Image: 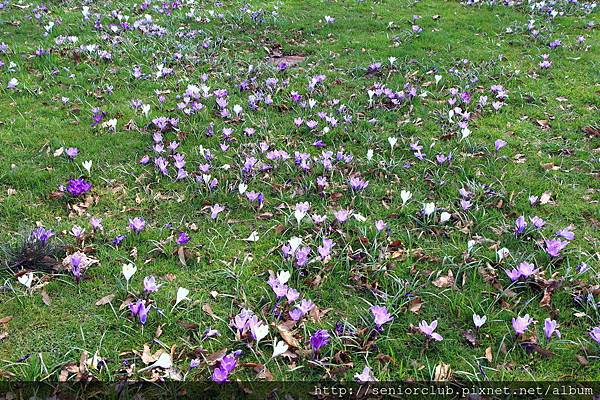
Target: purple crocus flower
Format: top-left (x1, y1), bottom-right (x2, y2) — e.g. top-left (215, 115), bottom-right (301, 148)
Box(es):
top-left (514, 216), bottom-right (527, 234)
top-left (505, 268), bottom-right (522, 281)
top-left (517, 261), bottom-right (537, 278)
top-left (333, 209), bottom-right (352, 223)
top-left (66, 178), bottom-right (92, 197)
top-left (419, 320), bottom-right (443, 341)
top-left (176, 231), bottom-right (190, 245)
top-left (210, 204), bottom-right (225, 220)
top-left (370, 306), bottom-right (393, 329)
top-left (129, 300), bottom-right (149, 324)
top-left (545, 239), bottom-right (568, 257)
top-left (66, 147), bottom-right (78, 159)
top-left (590, 327), bottom-right (600, 345)
top-left (128, 217), bottom-right (145, 234)
top-left (375, 220), bottom-right (387, 232)
top-left (556, 227), bottom-right (575, 241)
top-left (90, 217), bottom-right (103, 232)
top-left (494, 139), bottom-right (507, 151)
top-left (31, 227), bottom-right (54, 244)
top-left (512, 314), bottom-right (532, 335)
top-left (143, 276), bottom-right (159, 293)
top-left (211, 367), bottom-right (229, 383)
top-left (530, 216), bottom-right (545, 229)
top-left (112, 234), bottom-right (126, 246)
top-left (310, 329), bottom-right (330, 352)
top-left (543, 318), bottom-right (560, 341)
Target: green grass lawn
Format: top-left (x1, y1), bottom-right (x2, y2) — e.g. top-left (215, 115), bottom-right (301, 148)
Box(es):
top-left (0, 0), bottom-right (599, 383)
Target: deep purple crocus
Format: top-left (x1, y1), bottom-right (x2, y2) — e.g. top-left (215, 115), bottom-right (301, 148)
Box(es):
top-left (310, 329), bottom-right (330, 352)
top-left (176, 231), bottom-right (190, 245)
top-left (129, 300), bottom-right (149, 324)
top-left (66, 178), bottom-right (92, 197)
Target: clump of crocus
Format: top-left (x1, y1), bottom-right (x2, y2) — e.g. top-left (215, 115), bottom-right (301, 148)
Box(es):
top-left (129, 300), bottom-right (149, 325)
top-left (66, 178), bottom-right (92, 197)
top-left (419, 320), bottom-right (443, 341)
top-left (128, 217), bottom-right (145, 234)
top-left (211, 351), bottom-right (240, 383)
top-left (512, 314), bottom-right (533, 335)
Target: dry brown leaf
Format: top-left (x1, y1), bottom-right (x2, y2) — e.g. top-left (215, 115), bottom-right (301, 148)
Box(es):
top-left (408, 297), bottom-right (423, 313)
top-left (277, 325), bottom-right (300, 348)
top-left (433, 363), bottom-right (452, 381)
top-left (432, 270), bottom-right (454, 288)
top-left (0, 332), bottom-right (8, 341)
top-left (0, 316), bottom-right (12, 325)
top-left (485, 347), bottom-right (493, 362)
top-left (202, 303), bottom-right (217, 319)
top-left (96, 294), bottom-right (115, 306)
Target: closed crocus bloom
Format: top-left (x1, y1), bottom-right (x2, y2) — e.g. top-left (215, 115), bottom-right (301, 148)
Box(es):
top-left (544, 318), bottom-right (560, 340)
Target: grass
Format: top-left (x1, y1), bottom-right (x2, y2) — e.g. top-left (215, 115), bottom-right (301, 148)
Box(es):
top-left (0, 0), bottom-right (599, 382)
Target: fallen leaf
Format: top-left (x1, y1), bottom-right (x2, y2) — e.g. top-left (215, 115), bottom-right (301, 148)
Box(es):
top-left (277, 325), bottom-right (300, 348)
top-left (95, 294), bottom-right (115, 306)
top-left (432, 270), bottom-right (454, 288)
top-left (202, 303), bottom-right (217, 319)
top-left (0, 316), bottom-right (12, 325)
top-left (408, 297), bottom-right (423, 313)
top-left (433, 363), bottom-right (452, 381)
top-left (41, 290), bottom-right (51, 306)
top-left (485, 347), bottom-right (493, 362)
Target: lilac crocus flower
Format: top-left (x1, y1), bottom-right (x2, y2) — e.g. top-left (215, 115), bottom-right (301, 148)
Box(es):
top-left (494, 139), bottom-right (507, 151)
top-left (212, 367), bottom-right (229, 383)
top-left (543, 318), bottom-right (560, 340)
top-left (517, 261), bottom-right (537, 278)
top-left (505, 268), bottom-right (522, 281)
top-left (176, 231), bottom-right (190, 245)
top-left (90, 217), bottom-right (103, 232)
top-left (512, 314), bottom-right (533, 335)
top-left (370, 306), bottom-right (393, 329)
top-left (556, 227), bottom-right (575, 241)
top-left (333, 209), bottom-right (352, 223)
top-left (310, 329), bottom-right (330, 352)
top-left (590, 327), bottom-right (600, 345)
top-left (65, 147), bottom-right (78, 159)
top-left (515, 216), bottom-right (527, 234)
top-left (143, 276), bottom-right (159, 293)
top-left (473, 314), bottom-right (487, 329)
top-left (419, 320), bottom-right (443, 341)
top-left (545, 239), bottom-right (568, 257)
top-left (530, 216), bottom-right (545, 229)
top-left (71, 254), bottom-right (83, 283)
top-left (375, 220), bottom-right (386, 232)
top-left (128, 217), bottom-right (145, 234)
top-left (210, 204), bottom-right (225, 220)
top-left (31, 227), bottom-right (54, 244)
